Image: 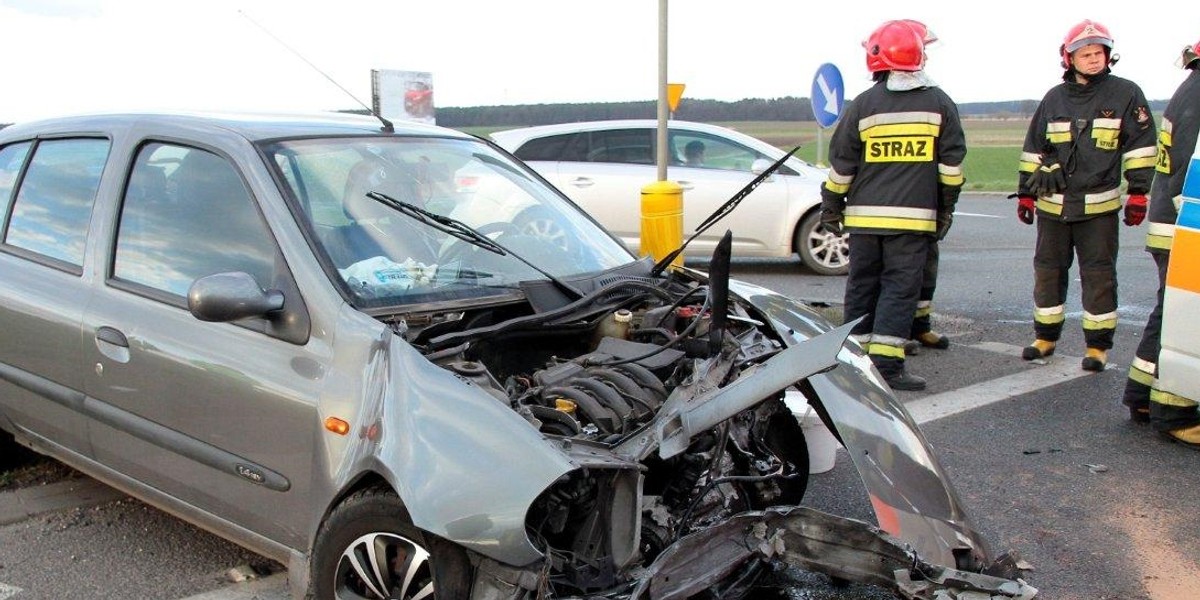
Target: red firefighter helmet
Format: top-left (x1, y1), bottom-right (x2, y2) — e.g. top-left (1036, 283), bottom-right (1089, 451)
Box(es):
top-left (1060, 19), bottom-right (1114, 69)
top-left (901, 19), bottom-right (938, 45)
top-left (863, 20), bottom-right (927, 73)
top-left (1179, 39), bottom-right (1200, 69)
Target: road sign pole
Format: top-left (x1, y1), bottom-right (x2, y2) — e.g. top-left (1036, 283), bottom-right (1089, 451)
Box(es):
top-left (816, 127), bottom-right (825, 167)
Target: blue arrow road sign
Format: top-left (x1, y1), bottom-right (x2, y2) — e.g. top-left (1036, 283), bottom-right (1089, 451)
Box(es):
top-left (811, 63), bottom-right (844, 128)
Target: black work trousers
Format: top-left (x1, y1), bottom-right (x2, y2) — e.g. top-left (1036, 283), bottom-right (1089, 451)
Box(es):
top-left (845, 233), bottom-right (929, 374)
top-left (1032, 213), bottom-right (1119, 349)
top-left (910, 242), bottom-right (939, 337)
top-left (1121, 252), bottom-right (1200, 431)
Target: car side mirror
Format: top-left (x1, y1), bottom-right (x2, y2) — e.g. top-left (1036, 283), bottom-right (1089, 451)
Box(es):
top-left (750, 158), bottom-right (774, 176)
top-left (188, 272), bottom-right (285, 322)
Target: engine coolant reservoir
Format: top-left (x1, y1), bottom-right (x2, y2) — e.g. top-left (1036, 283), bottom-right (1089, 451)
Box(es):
top-left (594, 309), bottom-right (633, 346)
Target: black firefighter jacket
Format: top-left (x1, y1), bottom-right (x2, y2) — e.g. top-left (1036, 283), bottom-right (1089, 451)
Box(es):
top-left (821, 79), bottom-right (966, 236)
top-left (1146, 68), bottom-right (1200, 254)
top-left (1018, 70), bottom-right (1157, 223)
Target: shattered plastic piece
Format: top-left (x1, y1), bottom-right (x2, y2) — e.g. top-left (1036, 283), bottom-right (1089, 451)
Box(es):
top-left (224, 565), bottom-right (259, 583)
top-left (1085, 463), bottom-right (1109, 473)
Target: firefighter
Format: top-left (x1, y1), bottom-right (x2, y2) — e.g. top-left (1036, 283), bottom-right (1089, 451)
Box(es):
top-left (903, 20), bottom-right (953, 357)
top-left (1120, 39), bottom-right (1200, 449)
top-left (1014, 19), bottom-right (1157, 371)
top-left (820, 19), bottom-right (966, 391)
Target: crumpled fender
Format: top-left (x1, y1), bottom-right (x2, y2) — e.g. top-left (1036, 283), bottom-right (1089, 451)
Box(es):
top-left (729, 279), bottom-right (997, 571)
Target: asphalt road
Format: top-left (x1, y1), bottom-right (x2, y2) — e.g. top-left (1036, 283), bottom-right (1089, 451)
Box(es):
top-left (1, 194), bottom-right (1196, 600)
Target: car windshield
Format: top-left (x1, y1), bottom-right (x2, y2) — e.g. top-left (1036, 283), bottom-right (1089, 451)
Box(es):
top-left (263, 135), bottom-right (634, 308)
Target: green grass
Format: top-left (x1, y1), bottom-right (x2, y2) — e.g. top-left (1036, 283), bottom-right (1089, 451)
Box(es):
top-left (454, 118), bottom-right (1030, 192)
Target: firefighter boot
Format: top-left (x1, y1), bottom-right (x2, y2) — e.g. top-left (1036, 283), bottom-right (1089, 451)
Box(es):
top-left (1081, 348), bottom-right (1107, 372)
top-left (871, 356), bottom-right (927, 391)
top-left (1021, 339), bottom-right (1056, 361)
top-left (916, 331), bottom-right (950, 349)
top-left (1164, 423), bottom-right (1200, 451)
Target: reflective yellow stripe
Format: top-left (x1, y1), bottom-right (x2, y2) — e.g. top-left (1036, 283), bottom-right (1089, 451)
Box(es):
top-left (860, 123), bottom-right (941, 138)
top-left (1151, 388), bottom-right (1199, 409)
top-left (1047, 131), bottom-right (1071, 143)
top-left (914, 300), bottom-right (932, 318)
top-left (1124, 155), bottom-right (1158, 170)
top-left (1146, 222), bottom-right (1175, 251)
top-left (845, 215), bottom-right (937, 232)
top-left (867, 342), bottom-right (906, 359)
top-left (1034, 305), bottom-right (1065, 324)
top-left (824, 180), bottom-right (850, 195)
top-left (1128, 365), bottom-right (1155, 387)
top-left (938, 163), bottom-right (964, 186)
top-left (858, 111), bottom-right (943, 130)
top-left (1082, 317), bottom-right (1117, 330)
top-left (1037, 198), bottom-right (1063, 215)
top-left (1084, 198), bottom-right (1122, 214)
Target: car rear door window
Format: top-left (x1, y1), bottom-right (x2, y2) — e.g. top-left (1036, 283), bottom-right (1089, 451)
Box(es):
top-left (584, 129), bottom-right (653, 164)
top-left (112, 143), bottom-right (278, 299)
top-left (512, 132), bottom-right (588, 162)
top-left (0, 141), bottom-right (32, 215)
top-left (3, 138), bottom-right (109, 269)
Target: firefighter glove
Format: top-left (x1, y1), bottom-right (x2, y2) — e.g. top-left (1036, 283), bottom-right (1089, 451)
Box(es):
top-left (936, 210), bottom-right (953, 241)
top-left (820, 207), bottom-right (844, 236)
top-left (1016, 194), bottom-right (1036, 225)
top-left (1124, 194), bottom-right (1148, 226)
top-left (1027, 161), bottom-right (1067, 198)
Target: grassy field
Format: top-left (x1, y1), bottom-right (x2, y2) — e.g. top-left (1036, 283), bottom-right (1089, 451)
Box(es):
top-left (458, 118), bottom-right (1031, 192)
top-left (710, 119), bottom-right (1028, 192)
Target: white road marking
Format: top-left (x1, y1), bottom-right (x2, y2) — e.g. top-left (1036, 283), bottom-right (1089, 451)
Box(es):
top-left (952, 211), bottom-right (1003, 218)
top-left (0, 583), bottom-right (22, 600)
top-left (906, 342), bottom-right (1106, 424)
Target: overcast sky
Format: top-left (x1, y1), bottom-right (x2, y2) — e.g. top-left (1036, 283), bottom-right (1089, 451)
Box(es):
top-left (1, 0), bottom-right (1196, 123)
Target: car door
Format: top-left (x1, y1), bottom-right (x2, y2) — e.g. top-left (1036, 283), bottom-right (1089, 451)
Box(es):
top-left (81, 140), bottom-right (321, 547)
top-left (0, 138), bottom-right (110, 456)
top-left (664, 129), bottom-right (794, 257)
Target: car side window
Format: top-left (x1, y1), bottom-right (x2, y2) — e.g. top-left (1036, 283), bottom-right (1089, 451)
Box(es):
top-left (3, 138), bottom-right (110, 269)
top-left (512, 133), bottom-right (588, 162)
top-left (112, 143), bottom-right (279, 299)
top-left (0, 141), bottom-right (32, 219)
top-left (585, 129), bottom-right (654, 165)
top-left (671, 133), bottom-right (761, 172)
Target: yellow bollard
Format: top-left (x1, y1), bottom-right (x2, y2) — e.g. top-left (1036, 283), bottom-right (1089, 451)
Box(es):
top-left (640, 180), bottom-right (684, 269)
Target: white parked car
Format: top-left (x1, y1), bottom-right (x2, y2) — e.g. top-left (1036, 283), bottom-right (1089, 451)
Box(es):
top-left (490, 120), bottom-right (850, 275)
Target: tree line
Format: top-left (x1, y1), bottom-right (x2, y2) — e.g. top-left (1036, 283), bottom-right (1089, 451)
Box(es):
top-left (433, 97), bottom-right (1087, 128)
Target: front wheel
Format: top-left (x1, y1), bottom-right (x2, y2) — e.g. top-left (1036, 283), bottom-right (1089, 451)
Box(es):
top-left (309, 486), bottom-right (472, 599)
top-left (795, 211), bottom-right (850, 276)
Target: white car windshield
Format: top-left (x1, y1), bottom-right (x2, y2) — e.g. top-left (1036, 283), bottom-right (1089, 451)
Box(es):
top-left (264, 136), bottom-right (634, 307)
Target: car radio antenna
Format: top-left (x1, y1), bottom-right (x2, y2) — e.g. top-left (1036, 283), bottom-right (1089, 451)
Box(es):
top-left (238, 10), bottom-right (394, 133)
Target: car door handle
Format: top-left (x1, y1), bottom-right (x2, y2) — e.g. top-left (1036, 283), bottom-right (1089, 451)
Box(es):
top-left (677, 180), bottom-right (695, 191)
top-left (568, 177), bottom-right (595, 188)
top-left (96, 326), bottom-right (129, 348)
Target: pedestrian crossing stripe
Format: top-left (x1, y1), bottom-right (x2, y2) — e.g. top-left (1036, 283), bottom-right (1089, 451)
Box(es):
top-left (1168, 200), bottom-right (1200, 294)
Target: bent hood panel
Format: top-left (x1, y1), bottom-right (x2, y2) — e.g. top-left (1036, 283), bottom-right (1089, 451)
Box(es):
top-left (732, 280), bottom-right (993, 568)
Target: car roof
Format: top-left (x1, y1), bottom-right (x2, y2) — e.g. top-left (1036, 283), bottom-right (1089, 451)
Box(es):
top-left (0, 110), bottom-right (475, 143)
top-left (489, 119), bottom-right (741, 151)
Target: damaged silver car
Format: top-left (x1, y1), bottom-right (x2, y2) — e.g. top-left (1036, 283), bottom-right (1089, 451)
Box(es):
top-left (0, 112), bottom-right (1035, 599)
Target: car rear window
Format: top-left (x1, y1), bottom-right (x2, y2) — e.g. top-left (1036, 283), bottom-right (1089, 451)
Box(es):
top-left (3, 138), bottom-right (110, 269)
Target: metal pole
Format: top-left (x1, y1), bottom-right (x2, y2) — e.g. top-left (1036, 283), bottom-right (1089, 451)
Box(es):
top-left (656, 0), bottom-right (669, 182)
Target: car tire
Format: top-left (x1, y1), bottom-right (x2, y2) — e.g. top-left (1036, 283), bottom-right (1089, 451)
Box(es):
top-left (309, 485), bottom-right (473, 599)
top-left (795, 210), bottom-right (850, 276)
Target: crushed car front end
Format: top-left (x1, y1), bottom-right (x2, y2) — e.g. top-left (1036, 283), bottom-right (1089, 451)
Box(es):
top-left (263, 131), bottom-right (1033, 599)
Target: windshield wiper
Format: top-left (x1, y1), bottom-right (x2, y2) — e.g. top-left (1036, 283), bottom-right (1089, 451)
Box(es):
top-left (366, 191), bottom-right (585, 300)
top-left (650, 146), bottom-right (801, 276)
